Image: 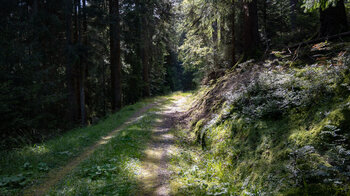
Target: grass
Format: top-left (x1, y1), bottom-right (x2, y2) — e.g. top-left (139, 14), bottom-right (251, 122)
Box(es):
top-left (170, 123), bottom-right (237, 196)
top-left (46, 92), bottom-right (185, 195)
top-left (47, 106), bottom-right (162, 195)
top-left (0, 98), bottom-right (152, 195)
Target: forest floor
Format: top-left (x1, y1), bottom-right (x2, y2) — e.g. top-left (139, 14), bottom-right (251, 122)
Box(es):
top-left (13, 92), bottom-right (191, 196)
top-left (23, 102), bottom-right (157, 196)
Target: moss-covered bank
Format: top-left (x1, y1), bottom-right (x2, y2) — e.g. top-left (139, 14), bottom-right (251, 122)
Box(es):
top-left (170, 42), bottom-right (350, 195)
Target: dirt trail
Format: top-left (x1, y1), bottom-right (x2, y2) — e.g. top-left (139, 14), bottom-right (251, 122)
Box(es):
top-left (138, 95), bottom-right (189, 196)
top-left (23, 102), bottom-right (157, 196)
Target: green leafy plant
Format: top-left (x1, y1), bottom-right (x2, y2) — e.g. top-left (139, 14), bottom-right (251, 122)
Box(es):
top-left (0, 174), bottom-right (26, 188)
top-left (302, 0), bottom-right (338, 12)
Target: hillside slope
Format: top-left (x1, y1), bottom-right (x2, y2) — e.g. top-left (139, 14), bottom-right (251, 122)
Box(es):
top-left (171, 42), bottom-right (350, 195)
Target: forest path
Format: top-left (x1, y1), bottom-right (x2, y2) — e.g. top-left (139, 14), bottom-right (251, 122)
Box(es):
top-left (23, 102), bottom-right (157, 196)
top-left (137, 94), bottom-right (189, 196)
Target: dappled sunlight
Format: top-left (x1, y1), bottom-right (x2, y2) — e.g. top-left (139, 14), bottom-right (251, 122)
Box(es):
top-left (98, 135), bottom-right (115, 145)
top-left (2, 0), bottom-right (350, 194)
top-left (0, 101), bottom-right (153, 196)
top-left (169, 54), bottom-right (350, 195)
top-left (131, 115), bottom-right (146, 124)
top-left (135, 93), bottom-right (189, 196)
top-left (23, 95), bottom-right (189, 196)
top-left (154, 118), bottom-right (164, 123)
top-left (29, 145), bottom-right (50, 155)
top-left (18, 100), bottom-right (160, 196)
top-left (122, 157), bottom-right (142, 176)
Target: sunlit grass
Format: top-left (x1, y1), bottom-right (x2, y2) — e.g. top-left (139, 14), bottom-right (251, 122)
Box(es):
top-left (47, 98), bottom-right (167, 195)
top-left (0, 99), bottom-right (152, 195)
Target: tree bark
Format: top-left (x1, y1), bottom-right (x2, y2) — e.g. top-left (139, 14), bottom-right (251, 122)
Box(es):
top-left (290, 0), bottom-right (298, 31)
top-left (65, 0), bottom-right (79, 123)
top-left (141, 3), bottom-right (151, 97)
top-left (73, 0), bottom-right (81, 122)
top-left (79, 0), bottom-right (87, 125)
top-left (320, 0), bottom-right (347, 37)
top-left (242, 0), bottom-right (259, 58)
top-left (109, 0), bottom-right (122, 111)
top-left (142, 39), bottom-right (151, 97)
top-left (212, 19), bottom-right (219, 69)
top-left (263, 0), bottom-right (268, 39)
top-left (231, 1), bottom-right (236, 65)
top-left (32, 0), bottom-right (38, 16)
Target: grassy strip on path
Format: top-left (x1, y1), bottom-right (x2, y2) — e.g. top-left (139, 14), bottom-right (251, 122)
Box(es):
top-left (0, 99), bottom-right (153, 196)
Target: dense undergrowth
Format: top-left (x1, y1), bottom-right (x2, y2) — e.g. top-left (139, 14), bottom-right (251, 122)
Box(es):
top-left (170, 42), bottom-right (350, 195)
top-left (0, 99), bottom-right (152, 195)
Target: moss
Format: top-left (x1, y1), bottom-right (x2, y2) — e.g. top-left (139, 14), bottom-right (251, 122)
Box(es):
top-left (175, 98), bottom-right (350, 194)
top-left (170, 46), bottom-right (350, 195)
top-left (289, 105), bottom-right (350, 148)
top-left (207, 121), bottom-right (233, 157)
top-left (193, 119), bottom-right (206, 147)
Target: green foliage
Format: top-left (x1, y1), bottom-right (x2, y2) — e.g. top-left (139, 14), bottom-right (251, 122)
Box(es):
top-left (177, 0), bottom-right (232, 85)
top-left (47, 98), bottom-right (165, 195)
top-left (170, 48), bottom-right (350, 195)
top-left (284, 183), bottom-right (349, 196)
top-left (0, 0), bottom-right (182, 149)
top-left (302, 0), bottom-right (338, 12)
top-left (0, 0), bottom-right (68, 149)
top-left (122, 0), bottom-right (182, 101)
top-left (0, 100), bottom-right (150, 195)
top-left (234, 66), bottom-right (342, 119)
top-left (0, 174), bottom-right (27, 188)
top-left (258, 0), bottom-right (319, 47)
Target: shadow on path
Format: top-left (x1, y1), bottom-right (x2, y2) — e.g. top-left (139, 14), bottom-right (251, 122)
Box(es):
top-left (138, 95), bottom-right (189, 196)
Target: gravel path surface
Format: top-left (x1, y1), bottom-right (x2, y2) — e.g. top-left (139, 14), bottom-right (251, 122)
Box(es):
top-left (138, 95), bottom-right (189, 196)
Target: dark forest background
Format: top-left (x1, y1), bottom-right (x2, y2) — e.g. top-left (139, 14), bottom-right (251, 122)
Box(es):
top-left (0, 0), bottom-right (186, 148)
top-left (1, 0), bottom-right (349, 149)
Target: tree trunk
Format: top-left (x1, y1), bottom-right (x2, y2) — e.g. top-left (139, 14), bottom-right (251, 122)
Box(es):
top-left (263, 0), bottom-right (268, 40)
top-left (320, 0), bottom-right (347, 37)
top-left (141, 3), bottom-right (151, 97)
top-left (290, 0), bottom-right (297, 31)
top-left (65, 0), bottom-right (79, 123)
top-left (242, 0), bottom-right (259, 58)
top-left (102, 58), bottom-right (107, 116)
top-left (73, 0), bottom-right (81, 122)
top-left (109, 0), bottom-right (122, 111)
top-left (79, 66), bottom-right (86, 125)
top-left (32, 0), bottom-right (38, 16)
top-left (142, 41), bottom-right (151, 97)
top-left (231, 1), bottom-right (236, 65)
top-left (212, 19), bottom-right (219, 69)
top-left (79, 0), bottom-right (87, 125)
